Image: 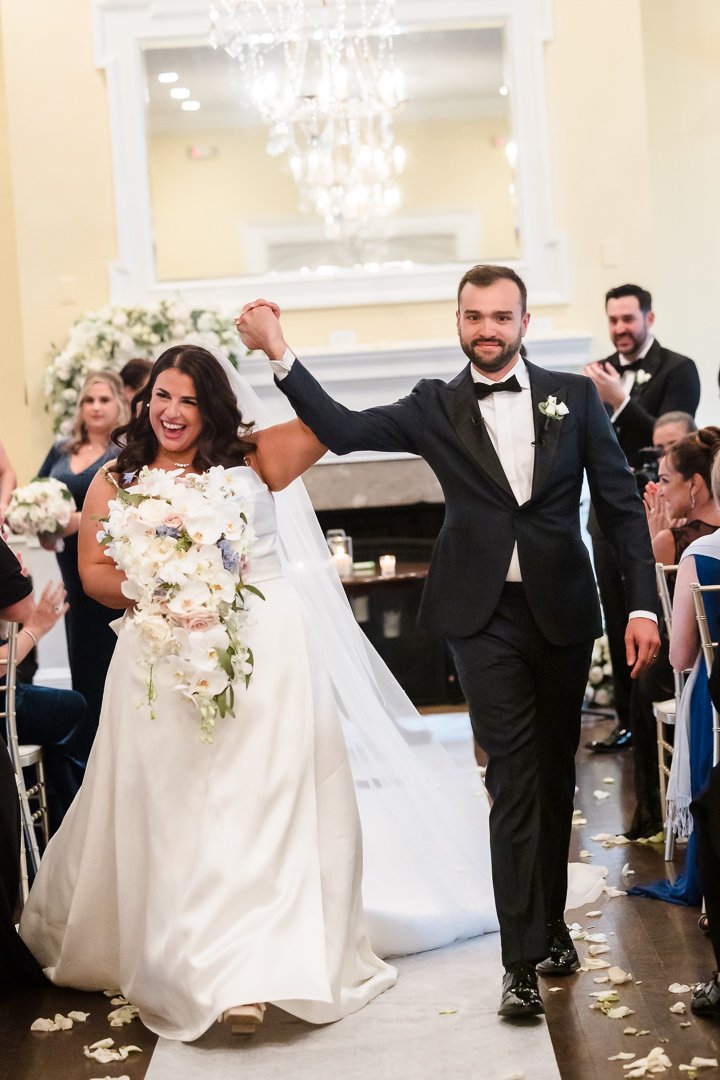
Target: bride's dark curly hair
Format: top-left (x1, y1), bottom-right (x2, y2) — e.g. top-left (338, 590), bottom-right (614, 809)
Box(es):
top-left (111, 345), bottom-right (255, 481)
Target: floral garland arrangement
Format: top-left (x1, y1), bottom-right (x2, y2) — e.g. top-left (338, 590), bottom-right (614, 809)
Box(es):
top-left (45, 301), bottom-right (242, 435)
top-left (100, 466), bottom-right (264, 741)
top-left (585, 634), bottom-right (614, 710)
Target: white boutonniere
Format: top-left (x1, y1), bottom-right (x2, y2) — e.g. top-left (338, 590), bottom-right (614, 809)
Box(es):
top-left (538, 395), bottom-right (569, 421)
top-left (635, 369), bottom-right (652, 385)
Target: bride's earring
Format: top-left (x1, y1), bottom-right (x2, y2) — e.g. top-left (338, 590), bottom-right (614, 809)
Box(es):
top-left (690, 486), bottom-right (696, 511)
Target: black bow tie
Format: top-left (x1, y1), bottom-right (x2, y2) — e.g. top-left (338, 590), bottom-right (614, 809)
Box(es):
top-left (618, 357), bottom-right (647, 373)
top-left (473, 375), bottom-right (522, 400)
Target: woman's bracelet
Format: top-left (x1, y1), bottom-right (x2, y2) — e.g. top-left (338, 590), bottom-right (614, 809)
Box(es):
top-left (19, 627), bottom-right (38, 647)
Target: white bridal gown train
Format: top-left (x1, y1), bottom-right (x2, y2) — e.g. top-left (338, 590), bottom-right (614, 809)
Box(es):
top-left (19, 468), bottom-right (498, 1041)
top-left (20, 467), bottom-right (603, 1041)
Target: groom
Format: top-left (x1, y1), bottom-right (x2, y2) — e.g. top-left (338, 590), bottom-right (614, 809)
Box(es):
top-left (236, 265), bottom-right (660, 1018)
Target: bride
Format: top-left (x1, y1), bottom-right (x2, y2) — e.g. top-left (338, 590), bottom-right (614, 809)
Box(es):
top-left (21, 343), bottom-right (604, 1041)
top-left (20, 344), bottom-right (505, 1042)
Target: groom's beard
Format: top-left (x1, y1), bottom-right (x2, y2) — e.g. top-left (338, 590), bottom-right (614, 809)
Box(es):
top-left (460, 329), bottom-right (523, 374)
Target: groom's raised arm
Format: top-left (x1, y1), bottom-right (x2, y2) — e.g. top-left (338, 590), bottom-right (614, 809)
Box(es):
top-left (236, 301), bottom-right (422, 457)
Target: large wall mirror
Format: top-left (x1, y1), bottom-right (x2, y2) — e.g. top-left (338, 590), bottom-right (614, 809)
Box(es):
top-left (95, 0), bottom-right (564, 310)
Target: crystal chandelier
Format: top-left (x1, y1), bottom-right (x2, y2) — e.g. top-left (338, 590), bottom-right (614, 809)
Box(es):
top-left (209, 0), bottom-right (406, 237)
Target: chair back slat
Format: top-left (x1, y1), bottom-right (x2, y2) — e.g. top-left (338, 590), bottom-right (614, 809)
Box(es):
top-left (1, 622), bottom-right (42, 881)
top-left (656, 563), bottom-right (679, 631)
top-left (689, 582), bottom-right (720, 769)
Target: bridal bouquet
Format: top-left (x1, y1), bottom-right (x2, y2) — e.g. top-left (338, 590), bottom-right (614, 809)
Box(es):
top-left (100, 466), bottom-right (263, 741)
top-left (5, 477), bottom-right (76, 548)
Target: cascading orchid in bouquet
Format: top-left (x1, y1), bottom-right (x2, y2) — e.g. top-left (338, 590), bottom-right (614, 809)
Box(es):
top-left (99, 465), bottom-right (264, 741)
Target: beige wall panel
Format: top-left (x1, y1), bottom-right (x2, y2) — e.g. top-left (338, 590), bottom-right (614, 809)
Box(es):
top-left (641, 0), bottom-right (720, 424)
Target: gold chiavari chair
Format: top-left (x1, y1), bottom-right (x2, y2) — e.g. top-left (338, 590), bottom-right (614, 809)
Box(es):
top-left (0, 620), bottom-right (48, 902)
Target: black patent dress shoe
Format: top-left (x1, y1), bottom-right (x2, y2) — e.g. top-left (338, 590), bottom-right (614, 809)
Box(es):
top-left (498, 963), bottom-right (544, 1018)
top-left (536, 920), bottom-right (581, 977)
top-left (585, 726), bottom-right (632, 753)
top-left (691, 973), bottom-right (720, 1018)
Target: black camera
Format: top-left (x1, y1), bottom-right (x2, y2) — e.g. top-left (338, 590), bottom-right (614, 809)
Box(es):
top-left (633, 445), bottom-right (662, 494)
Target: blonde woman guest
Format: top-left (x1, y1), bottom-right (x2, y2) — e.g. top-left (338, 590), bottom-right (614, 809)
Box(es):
top-left (36, 371), bottom-right (129, 729)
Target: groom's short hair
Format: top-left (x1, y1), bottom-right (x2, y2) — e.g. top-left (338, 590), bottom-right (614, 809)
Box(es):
top-left (457, 265), bottom-right (528, 313)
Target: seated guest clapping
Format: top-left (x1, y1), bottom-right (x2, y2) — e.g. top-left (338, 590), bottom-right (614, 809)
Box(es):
top-left (632, 440), bottom-right (720, 904)
top-left (622, 428), bottom-right (720, 840)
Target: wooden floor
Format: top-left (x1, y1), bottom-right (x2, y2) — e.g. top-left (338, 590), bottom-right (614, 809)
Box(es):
top-left (1, 712), bottom-right (719, 1080)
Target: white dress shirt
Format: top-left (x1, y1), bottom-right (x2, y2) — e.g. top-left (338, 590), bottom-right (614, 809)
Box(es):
top-left (470, 359), bottom-right (534, 581)
top-left (270, 349), bottom-right (656, 620)
top-left (610, 334), bottom-right (655, 422)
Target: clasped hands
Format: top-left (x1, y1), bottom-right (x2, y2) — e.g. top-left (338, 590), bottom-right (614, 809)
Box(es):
top-left (235, 299), bottom-right (286, 357)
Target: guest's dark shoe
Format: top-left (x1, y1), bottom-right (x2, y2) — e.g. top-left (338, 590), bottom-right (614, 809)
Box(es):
top-left (585, 726), bottom-right (632, 753)
top-left (536, 920), bottom-right (581, 977)
top-left (691, 973), bottom-right (720, 1018)
top-left (498, 963), bottom-right (544, 1018)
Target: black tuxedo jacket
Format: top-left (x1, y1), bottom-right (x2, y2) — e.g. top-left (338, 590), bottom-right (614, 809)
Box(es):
top-left (279, 358), bottom-right (658, 645)
top-left (601, 339), bottom-right (700, 467)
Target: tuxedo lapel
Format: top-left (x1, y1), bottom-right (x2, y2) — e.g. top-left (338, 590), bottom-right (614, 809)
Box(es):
top-left (529, 365), bottom-right (567, 501)
top-left (440, 368), bottom-right (517, 503)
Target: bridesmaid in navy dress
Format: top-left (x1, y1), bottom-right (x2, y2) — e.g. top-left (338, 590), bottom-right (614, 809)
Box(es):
top-left (37, 371), bottom-right (129, 730)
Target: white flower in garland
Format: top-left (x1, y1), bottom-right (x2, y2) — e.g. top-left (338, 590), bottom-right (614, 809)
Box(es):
top-left (100, 466), bottom-right (263, 741)
top-left (45, 301), bottom-right (242, 435)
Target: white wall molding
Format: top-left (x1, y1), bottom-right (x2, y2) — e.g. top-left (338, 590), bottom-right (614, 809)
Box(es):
top-left (93, 0), bottom-right (568, 310)
top-left (242, 331), bottom-right (593, 463)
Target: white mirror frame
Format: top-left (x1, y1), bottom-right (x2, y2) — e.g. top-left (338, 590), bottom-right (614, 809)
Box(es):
top-left (94, 0), bottom-right (565, 310)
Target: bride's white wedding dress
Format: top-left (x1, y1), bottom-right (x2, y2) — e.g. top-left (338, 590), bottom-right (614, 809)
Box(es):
top-left (20, 467), bottom-right (500, 1042)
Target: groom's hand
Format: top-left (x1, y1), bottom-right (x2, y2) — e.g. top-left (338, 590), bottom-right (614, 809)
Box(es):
top-left (235, 299), bottom-right (287, 357)
top-left (625, 617), bottom-right (661, 678)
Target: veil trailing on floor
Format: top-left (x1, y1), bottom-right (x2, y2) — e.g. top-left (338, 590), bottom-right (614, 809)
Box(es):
top-left (213, 350), bottom-right (606, 954)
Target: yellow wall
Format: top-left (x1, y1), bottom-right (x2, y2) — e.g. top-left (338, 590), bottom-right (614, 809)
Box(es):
top-left (149, 115), bottom-right (517, 280)
top-left (2, 0), bottom-right (720, 481)
top-left (641, 0), bottom-right (720, 424)
top-left (0, 8), bottom-right (26, 467)
top-left (0, 0), bottom-right (116, 482)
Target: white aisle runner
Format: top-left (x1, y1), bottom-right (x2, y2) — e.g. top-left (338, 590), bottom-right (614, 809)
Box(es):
top-left (144, 934), bottom-right (560, 1080)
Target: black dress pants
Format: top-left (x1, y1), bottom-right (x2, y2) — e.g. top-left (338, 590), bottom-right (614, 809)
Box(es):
top-left (592, 533), bottom-right (632, 727)
top-left (449, 584), bottom-right (593, 968)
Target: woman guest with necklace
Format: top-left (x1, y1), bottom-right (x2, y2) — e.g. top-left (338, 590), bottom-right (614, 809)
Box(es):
top-left (36, 371), bottom-right (129, 730)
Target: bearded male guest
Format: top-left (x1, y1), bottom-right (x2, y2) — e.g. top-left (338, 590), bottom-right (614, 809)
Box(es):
top-left (236, 265), bottom-right (660, 1019)
top-left (584, 285), bottom-right (700, 754)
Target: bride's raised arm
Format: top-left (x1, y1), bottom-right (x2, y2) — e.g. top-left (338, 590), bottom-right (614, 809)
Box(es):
top-left (78, 466), bottom-right (134, 609)
top-left (247, 420), bottom-right (327, 491)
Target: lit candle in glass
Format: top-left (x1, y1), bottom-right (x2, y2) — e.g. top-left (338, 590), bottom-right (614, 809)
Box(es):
top-left (379, 554), bottom-right (396, 577)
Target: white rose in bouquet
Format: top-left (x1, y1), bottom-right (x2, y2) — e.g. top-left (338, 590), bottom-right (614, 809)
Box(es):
top-left (5, 477), bottom-right (76, 550)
